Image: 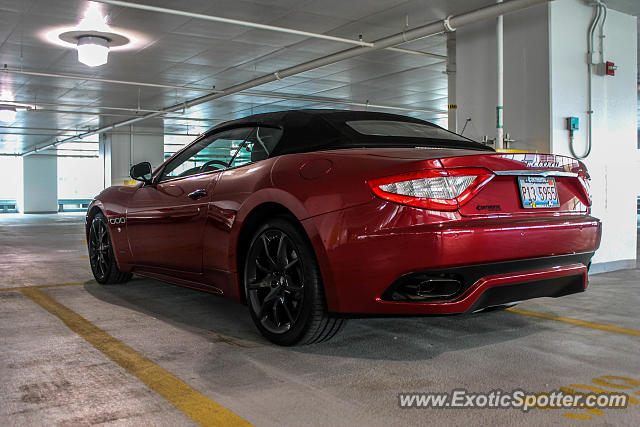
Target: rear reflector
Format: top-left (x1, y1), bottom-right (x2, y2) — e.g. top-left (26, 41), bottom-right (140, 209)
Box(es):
top-left (368, 168), bottom-right (494, 211)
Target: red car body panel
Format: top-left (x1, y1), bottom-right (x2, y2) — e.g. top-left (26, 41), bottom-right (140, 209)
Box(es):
top-left (87, 113), bottom-right (601, 315)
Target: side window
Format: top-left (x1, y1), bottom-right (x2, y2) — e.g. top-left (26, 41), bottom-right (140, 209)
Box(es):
top-left (229, 127), bottom-right (283, 168)
top-left (161, 127), bottom-right (254, 181)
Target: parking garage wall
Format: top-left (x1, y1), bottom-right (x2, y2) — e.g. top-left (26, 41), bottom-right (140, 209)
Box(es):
top-left (549, 0), bottom-right (638, 271)
top-left (456, 0), bottom-right (638, 272)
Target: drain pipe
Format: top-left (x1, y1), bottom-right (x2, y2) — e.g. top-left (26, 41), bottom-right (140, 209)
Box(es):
top-left (496, 0), bottom-right (505, 150)
top-left (573, 1), bottom-right (606, 159)
top-left (446, 32), bottom-right (457, 132)
top-left (23, 0), bottom-right (552, 156)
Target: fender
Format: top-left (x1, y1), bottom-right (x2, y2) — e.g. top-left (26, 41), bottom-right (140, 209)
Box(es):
top-left (86, 185), bottom-right (138, 271)
top-left (227, 187), bottom-right (343, 311)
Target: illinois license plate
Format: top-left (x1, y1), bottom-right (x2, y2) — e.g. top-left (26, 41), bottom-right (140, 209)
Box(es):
top-left (517, 176), bottom-right (560, 209)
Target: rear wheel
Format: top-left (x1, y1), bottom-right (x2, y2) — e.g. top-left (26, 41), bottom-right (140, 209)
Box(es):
top-left (243, 217), bottom-right (345, 346)
top-left (88, 213), bottom-right (132, 285)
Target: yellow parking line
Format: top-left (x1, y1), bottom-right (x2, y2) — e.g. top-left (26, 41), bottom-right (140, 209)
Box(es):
top-left (507, 308), bottom-right (640, 337)
top-left (80, 255), bottom-right (89, 259)
top-left (19, 287), bottom-right (250, 427)
top-left (0, 281), bottom-right (92, 292)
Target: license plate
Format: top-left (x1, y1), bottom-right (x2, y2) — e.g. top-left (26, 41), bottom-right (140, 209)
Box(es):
top-left (517, 176), bottom-right (560, 209)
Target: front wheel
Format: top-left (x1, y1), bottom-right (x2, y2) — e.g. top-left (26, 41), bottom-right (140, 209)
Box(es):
top-left (88, 213), bottom-right (132, 285)
top-left (243, 217), bottom-right (345, 346)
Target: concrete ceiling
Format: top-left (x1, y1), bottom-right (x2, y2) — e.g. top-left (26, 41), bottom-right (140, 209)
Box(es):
top-left (0, 0), bottom-right (637, 155)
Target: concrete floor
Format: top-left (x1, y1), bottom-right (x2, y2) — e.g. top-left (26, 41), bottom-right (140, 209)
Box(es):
top-left (1, 214), bottom-right (639, 426)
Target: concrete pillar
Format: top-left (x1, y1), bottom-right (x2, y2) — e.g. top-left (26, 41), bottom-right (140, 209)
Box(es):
top-left (455, 0), bottom-right (638, 272)
top-left (18, 155), bottom-right (58, 213)
top-left (99, 119), bottom-right (165, 187)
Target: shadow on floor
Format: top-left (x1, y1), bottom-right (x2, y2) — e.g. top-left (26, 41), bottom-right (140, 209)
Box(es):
top-left (86, 276), bottom-right (552, 361)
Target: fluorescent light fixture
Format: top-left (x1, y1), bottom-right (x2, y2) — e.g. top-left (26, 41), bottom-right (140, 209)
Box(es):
top-left (0, 107), bottom-right (17, 123)
top-left (77, 36), bottom-right (110, 67)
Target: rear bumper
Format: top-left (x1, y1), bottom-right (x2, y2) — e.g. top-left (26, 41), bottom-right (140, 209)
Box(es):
top-left (371, 262), bottom-right (588, 315)
top-left (304, 199), bottom-right (601, 314)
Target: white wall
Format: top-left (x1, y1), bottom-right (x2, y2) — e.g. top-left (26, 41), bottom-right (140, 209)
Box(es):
top-left (0, 156), bottom-right (20, 200)
top-left (100, 121), bottom-right (165, 187)
top-left (549, 0), bottom-right (638, 271)
top-left (455, 0), bottom-right (638, 272)
top-left (19, 155), bottom-right (58, 213)
top-left (456, 4), bottom-right (550, 153)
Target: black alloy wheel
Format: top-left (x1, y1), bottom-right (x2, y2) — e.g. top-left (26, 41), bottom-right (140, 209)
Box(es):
top-left (244, 217), bottom-right (345, 345)
top-left (88, 213), bottom-right (131, 285)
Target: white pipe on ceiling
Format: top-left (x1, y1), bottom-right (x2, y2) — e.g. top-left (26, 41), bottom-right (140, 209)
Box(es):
top-left (24, 108), bottom-right (222, 122)
top-left (94, 0), bottom-right (449, 58)
top-left (23, 0), bottom-right (552, 156)
top-left (0, 68), bottom-right (224, 94)
top-left (0, 153), bottom-right (99, 158)
top-left (0, 125), bottom-right (202, 134)
top-left (0, 130), bottom-right (201, 137)
top-left (0, 99), bottom-right (177, 115)
top-left (94, 0), bottom-right (375, 47)
top-left (2, 68), bottom-right (447, 115)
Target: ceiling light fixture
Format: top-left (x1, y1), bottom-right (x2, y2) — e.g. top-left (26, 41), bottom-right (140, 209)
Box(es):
top-left (77, 36), bottom-right (110, 67)
top-left (57, 2), bottom-right (130, 67)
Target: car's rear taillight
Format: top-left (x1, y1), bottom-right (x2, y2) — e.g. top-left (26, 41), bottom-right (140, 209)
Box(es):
top-left (577, 170), bottom-right (592, 206)
top-left (368, 168), bottom-right (494, 211)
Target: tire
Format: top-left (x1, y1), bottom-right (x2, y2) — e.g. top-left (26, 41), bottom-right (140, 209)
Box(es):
top-left (88, 213), bottom-right (132, 285)
top-left (243, 217), bottom-right (346, 346)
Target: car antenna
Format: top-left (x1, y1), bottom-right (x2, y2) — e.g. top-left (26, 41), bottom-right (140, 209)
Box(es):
top-left (460, 118), bottom-right (472, 136)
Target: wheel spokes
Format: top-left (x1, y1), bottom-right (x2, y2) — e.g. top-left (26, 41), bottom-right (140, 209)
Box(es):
top-left (257, 288), bottom-right (279, 319)
top-left (280, 298), bottom-right (294, 324)
top-left (247, 276), bottom-right (272, 291)
top-left (276, 233), bottom-right (287, 266)
top-left (272, 299), bottom-right (280, 328)
top-left (261, 235), bottom-right (278, 270)
top-left (283, 258), bottom-right (298, 270)
top-left (248, 229), bottom-right (305, 334)
top-left (88, 219), bottom-right (112, 280)
top-left (255, 259), bottom-right (270, 272)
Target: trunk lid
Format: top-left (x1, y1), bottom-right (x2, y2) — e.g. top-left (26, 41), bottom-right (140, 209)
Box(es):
top-left (439, 153), bottom-right (590, 216)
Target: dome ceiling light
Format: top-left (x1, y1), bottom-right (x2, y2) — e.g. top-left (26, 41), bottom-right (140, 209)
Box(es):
top-left (76, 36), bottom-right (110, 67)
top-left (57, 2), bottom-right (130, 67)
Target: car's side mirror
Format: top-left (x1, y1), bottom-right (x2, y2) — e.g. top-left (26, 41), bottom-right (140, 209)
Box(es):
top-left (130, 162), bottom-right (153, 185)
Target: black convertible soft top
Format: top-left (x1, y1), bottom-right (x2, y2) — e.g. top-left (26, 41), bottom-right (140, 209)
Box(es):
top-left (206, 109), bottom-right (493, 156)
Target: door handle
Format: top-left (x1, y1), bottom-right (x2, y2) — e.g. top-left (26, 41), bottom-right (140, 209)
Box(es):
top-left (187, 189), bottom-right (207, 200)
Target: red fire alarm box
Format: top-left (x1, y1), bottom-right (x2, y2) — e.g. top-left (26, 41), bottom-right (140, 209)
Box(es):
top-left (606, 61), bottom-right (616, 76)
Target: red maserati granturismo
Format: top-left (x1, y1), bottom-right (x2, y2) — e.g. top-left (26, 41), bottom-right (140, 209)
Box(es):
top-left (86, 109), bottom-right (601, 345)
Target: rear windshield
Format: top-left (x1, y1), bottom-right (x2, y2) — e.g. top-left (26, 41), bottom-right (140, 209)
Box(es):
top-left (346, 120), bottom-right (470, 142)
